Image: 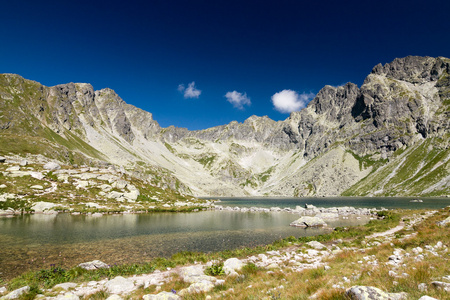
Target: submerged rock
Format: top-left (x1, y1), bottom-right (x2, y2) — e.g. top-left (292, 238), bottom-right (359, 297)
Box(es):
top-left (290, 216), bottom-right (327, 227)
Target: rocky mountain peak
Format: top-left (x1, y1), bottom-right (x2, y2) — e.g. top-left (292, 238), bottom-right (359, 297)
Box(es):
top-left (1, 55), bottom-right (448, 198)
top-left (371, 56), bottom-right (449, 83)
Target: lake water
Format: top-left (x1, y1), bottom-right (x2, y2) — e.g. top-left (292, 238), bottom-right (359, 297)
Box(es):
top-left (212, 196), bottom-right (450, 209)
top-left (2, 196), bottom-right (449, 280)
top-left (0, 210), bottom-right (368, 280)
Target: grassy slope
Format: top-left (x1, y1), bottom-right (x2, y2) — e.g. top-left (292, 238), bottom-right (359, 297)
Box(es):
top-left (343, 138), bottom-right (450, 197)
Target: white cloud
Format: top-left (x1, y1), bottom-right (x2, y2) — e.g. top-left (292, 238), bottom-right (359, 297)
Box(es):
top-left (225, 91), bottom-right (251, 110)
top-left (178, 81), bottom-right (201, 99)
top-left (271, 90), bottom-right (314, 113)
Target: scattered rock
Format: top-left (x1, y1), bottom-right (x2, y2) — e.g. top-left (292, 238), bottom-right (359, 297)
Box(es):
top-left (31, 201), bottom-right (56, 213)
top-left (438, 217), bottom-right (450, 226)
top-left (179, 265), bottom-right (216, 284)
top-left (30, 185), bottom-right (44, 190)
top-left (290, 216), bottom-right (327, 227)
top-left (55, 292), bottom-right (79, 300)
top-left (346, 286), bottom-right (407, 300)
top-left (306, 241), bottom-right (327, 250)
top-left (104, 276), bottom-right (135, 294)
top-left (78, 260), bottom-right (109, 270)
top-left (0, 184), bottom-right (6, 189)
top-left (223, 258), bottom-right (244, 275)
top-left (44, 162), bottom-right (61, 171)
top-left (315, 212), bottom-right (339, 219)
top-left (142, 291), bottom-right (179, 300)
top-left (0, 286), bottom-right (30, 300)
top-left (105, 295), bottom-right (123, 300)
top-left (53, 282), bottom-right (78, 291)
top-left (179, 280), bottom-right (215, 295)
top-left (431, 281), bottom-right (450, 291)
top-left (418, 283), bottom-right (427, 292)
top-left (0, 156), bottom-right (6, 163)
top-left (418, 296), bottom-right (438, 300)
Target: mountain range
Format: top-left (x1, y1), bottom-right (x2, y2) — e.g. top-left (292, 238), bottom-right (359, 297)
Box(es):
top-left (1, 56), bottom-right (449, 198)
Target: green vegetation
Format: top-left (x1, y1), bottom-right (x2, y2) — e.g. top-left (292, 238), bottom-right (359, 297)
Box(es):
top-left (205, 262), bottom-right (225, 276)
top-left (164, 142), bottom-right (175, 153)
top-left (343, 139), bottom-right (450, 196)
top-left (258, 166), bottom-right (274, 183)
top-left (196, 154), bottom-right (216, 168)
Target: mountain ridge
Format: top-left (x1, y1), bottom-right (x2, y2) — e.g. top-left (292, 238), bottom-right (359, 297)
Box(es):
top-left (1, 55), bottom-right (449, 197)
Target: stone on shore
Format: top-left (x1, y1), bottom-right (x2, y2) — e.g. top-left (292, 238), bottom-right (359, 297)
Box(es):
top-left (0, 286), bottom-right (30, 300)
top-left (78, 260), bottom-right (109, 270)
top-left (223, 258), bottom-right (244, 275)
top-left (31, 201), bottom-right (57, 213)
top-left (290, 216), bottom-right (327, 227)
top-left (306, 241), bottom-right (327, 250)
top-left (179, 265), bottom-right (216, 284)
top-left (104, 276), bottom-right (135, 294)
top-left (315, 212), bottom-right (339, 219)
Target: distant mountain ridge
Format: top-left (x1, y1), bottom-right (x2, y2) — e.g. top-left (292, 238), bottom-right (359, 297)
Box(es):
top-left (1, 56), bottom-right (449, 197)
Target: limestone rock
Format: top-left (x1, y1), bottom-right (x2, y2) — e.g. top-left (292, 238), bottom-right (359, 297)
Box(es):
top-left (431, 281), bottom-right (450, 291)
top-left (306, 241), bottom-right (327, 250)
top-left (142, 291), bottom-right (179, 300)
top-left (30, 185), bottom-right (44, 190)
top-left (31, 201), bottom-right (56, 213)
top-left (44, 162), bottom-right (61, 171)
top-left (418, 296), bottom-right (438, 300)
top-left (0, 156), bottom-right (6, 163)
top-left (223, 258), bottom-right (244, 275)
top-left (0, 286), bottom-right (30, 300)
top-left (55, 292), bottom-right (79, 300)
top-left (78, 260), bottom-right (109, 270)
top-left (105, 295), bottom-right (123, 300)
top-left (179, 281), bottom-right (215, 295)
top-left (438, 217), bottom-right (450, 226)
top-left (53, 282), bottom-right (77, 291)
top-left (346, 286), bottom-right (407, 300)
top-left (104, 276), bottom-right (135, 294)
top-left (290, 216), bottom-right (327, 227)
top-left (315, 212), bottom-right (339, 219)
top-left (179, 265), bottom-right (216, 284)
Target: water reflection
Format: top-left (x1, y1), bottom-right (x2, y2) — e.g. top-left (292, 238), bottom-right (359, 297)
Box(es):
top-left (0, 211), bottom-right (368, 280)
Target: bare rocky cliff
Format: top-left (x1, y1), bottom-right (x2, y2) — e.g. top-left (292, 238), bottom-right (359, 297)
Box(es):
top-left (1, 56), bottom-right (449, 197)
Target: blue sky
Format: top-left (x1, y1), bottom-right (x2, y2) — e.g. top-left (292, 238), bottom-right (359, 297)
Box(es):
top-left (1, 0), bottom-right (449, 130)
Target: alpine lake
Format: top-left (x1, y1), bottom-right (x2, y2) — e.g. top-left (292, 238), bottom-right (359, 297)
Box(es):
top-left (1, 196), bottom-right (449, 280)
